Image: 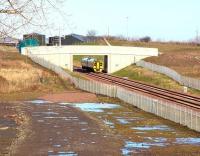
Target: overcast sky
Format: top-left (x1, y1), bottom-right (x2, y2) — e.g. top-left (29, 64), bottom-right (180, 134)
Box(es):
top-left (39, 0), bottom-right (200, 41)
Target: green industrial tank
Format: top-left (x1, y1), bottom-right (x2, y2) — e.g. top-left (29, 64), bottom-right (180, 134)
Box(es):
top-left (18, 38), bottom-right (39, 53)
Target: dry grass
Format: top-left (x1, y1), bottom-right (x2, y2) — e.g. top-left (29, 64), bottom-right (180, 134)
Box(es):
top-left (0, 46), bottom-right (18, 53)
top-left (105, 39), bottom-right (200, 78)
top-left (0, 47), bottom-right (74, 100)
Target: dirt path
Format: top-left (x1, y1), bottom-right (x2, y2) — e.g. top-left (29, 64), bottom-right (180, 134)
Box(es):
top-left (12, 100), bottom-right (122, 156)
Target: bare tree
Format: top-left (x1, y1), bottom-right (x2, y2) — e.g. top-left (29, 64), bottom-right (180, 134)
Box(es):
top-left (87, 30), bottom-right (97, 37)
top-left (0, 0), bottom-right (65, 38)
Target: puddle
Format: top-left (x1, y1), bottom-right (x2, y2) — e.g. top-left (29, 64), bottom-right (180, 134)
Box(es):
top-left (33, 112), bottom-right (59, 115)
top-left (145, 137), bottom-right (167, 143)
top-left (53, 144), bottom-right (61, 148)
top-left (175, 138), bottom-right (200, 145)
top-left (103, 120), bottom-right (115, 128)
top-left (24, 100), bottom-right (200, 155)
top-left (91, 132), bottom-right (97, 135)
top-left (121, 139), bottom-right (168, 155)
top-left (44, 117), bottom-right (68, 119)
top-left (79, 122), bottom-right (88, 125)
top-left (132, 125), bottom-right (172, 131)
top-left (59, 102), bottom-right (70, 105)
top-left (116, 118), bottom-right (130, 125)
top-left (48, 151), bottom-right (78, 156)
top-left (27, 100), bottom-right (52, 104)
top-left (69, 103), bottom-right (120, 113)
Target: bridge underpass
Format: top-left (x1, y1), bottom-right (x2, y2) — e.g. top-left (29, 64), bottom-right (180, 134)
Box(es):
top-left (22, 45), bottom-right (158, 73)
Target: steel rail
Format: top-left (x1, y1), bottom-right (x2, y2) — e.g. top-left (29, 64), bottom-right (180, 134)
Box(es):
top-left (102, 73), bottom-right (200, 102)
top-left (86, 73), bottom-right (200, 110)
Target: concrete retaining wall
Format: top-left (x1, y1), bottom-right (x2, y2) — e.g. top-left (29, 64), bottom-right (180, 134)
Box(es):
top-left (137, 60), bottom-right (200, 91)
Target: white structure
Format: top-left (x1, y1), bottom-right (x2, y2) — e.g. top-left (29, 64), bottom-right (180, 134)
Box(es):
top-left (22, 45), bottom-right (158, 73)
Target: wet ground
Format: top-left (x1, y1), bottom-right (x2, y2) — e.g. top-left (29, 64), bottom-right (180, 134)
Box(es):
top-left (0, 102), bottom-right (26, 156)
top-left (1, 100), bottom-right (200, 155)
top-left (67, 102), bottom-right (200, 155)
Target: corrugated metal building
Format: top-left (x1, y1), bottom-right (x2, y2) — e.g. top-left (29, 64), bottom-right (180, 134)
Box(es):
top-left (49, 34), bottom-right (91, 46)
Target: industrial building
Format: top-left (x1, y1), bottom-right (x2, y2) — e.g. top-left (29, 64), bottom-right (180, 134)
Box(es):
top-left (0, 37), bottom-right (19, 46)
top-left (48, 34), bottom-right (91, 46)
top-left (23, 33), bottom-right (46, 46)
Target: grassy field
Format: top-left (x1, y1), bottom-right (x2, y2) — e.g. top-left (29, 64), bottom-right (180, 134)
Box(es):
top-left (82, 39), bottom-right (200, 78)
top-left (105, 39), bottom-right (200, 78)
top-left (0, 46), bottom-right (74, 101)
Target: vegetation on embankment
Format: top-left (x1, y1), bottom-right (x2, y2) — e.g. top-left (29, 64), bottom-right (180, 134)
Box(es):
top-left (104, 38), bottom-right (200, 78)
top-left (0, 46), bottom-right (74, 101)
top-left (113, 65), bottom-right (200, 96)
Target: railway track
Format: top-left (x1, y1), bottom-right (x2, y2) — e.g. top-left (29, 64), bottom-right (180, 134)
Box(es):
top-left (86, 72), bottom-right (200, 110)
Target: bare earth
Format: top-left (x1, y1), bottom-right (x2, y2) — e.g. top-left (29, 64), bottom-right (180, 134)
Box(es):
top-left (0, 92), bottom-right (122, 156)
top-left (39, 91), bottom-right (97, 103)
top-left (1, 91), bottom-right (200, 156)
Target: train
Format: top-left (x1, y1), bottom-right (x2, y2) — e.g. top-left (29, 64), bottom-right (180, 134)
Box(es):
top-left (81, 57), bottom-right (103, 72)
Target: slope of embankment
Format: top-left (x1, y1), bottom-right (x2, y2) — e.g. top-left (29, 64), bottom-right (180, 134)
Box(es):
top-left (0, 46), bottom-right (74, 101)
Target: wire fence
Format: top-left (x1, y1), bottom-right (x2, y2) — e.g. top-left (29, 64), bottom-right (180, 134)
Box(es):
top-left (28, 54), bottom-right (200, 132)
top-left (136, 60), bottom-right (200, 91)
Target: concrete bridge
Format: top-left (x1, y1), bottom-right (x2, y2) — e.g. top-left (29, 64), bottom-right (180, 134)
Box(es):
top-left (22, 45), bottom-right (158, 73)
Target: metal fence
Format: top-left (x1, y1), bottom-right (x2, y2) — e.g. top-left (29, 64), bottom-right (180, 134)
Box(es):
top-left (136, 60), bottom-right (200, 90)
top-left (28, 54), bottom-right (200, 132)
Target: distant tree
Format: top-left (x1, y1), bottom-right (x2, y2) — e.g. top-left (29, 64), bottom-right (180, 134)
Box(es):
top-left (139, 36), bottom-right (152, 42)
top-left (87, 30), bottom-right (97, 37)
top-left (86, 30), bottom-right (97, 42)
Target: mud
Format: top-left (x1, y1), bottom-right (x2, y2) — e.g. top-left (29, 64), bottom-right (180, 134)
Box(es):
top-left (1, 99), bottom-right (200, 156)
top-left (67, 102), bottom-right (200, 155)
top-left (0, 102), bottom-right (26, 156)
top-left (12, 100), bottom-right (122, 156)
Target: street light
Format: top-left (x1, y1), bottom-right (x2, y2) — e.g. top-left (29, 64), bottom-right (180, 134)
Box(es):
top-left (126, 16), bottom-right (129, 40)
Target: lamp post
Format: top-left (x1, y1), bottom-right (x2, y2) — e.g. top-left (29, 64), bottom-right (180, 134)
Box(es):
top-left (126, 16), bottom-right (129, 40)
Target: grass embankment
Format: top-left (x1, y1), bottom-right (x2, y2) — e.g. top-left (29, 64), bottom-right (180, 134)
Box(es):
top-left (72, 39), bottom-right (200, 95)
top-left (0, 46), bottom-right (74, 101)
top-left (113, 65), bottom-right (200, 96)
top-left (106, 39), bottom-right (200, 78)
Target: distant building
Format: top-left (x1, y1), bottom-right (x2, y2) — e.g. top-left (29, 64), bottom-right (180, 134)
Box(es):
top-left (23, 33), bottom-right (46, 45)
top-left (0, 37), bottom-right (19, 46)
top-left (48, 36), bottom-right (61, 46)
top-left (48, 34), bottom-right (91, 46)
